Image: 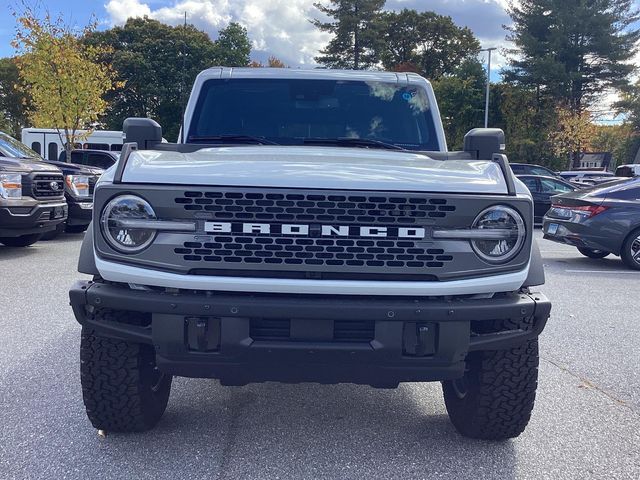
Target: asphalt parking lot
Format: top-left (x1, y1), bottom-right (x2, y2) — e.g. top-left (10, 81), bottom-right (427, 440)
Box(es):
top-left (1, 231), bottom-right (639, 480)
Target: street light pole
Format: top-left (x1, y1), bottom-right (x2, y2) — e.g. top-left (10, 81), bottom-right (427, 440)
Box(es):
top-left (480, 47), bottom-right (497, 128)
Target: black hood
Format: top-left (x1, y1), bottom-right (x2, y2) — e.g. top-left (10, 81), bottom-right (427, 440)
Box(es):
top-left (0, 156), bottom-right (62, 173)
top-left (45, 159), bottom-right (103, 176)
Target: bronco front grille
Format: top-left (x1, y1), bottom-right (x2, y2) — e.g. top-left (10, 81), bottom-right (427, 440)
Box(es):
top-left (174, 237), bottom-right (454, 269)
top-left (95, 186), bottom-right (532, 281)
top-left (175, 191), bottom-right (456, 225)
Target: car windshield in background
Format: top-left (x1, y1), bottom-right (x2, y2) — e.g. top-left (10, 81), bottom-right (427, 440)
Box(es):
top-left (187, 79), bottom-right (439, 151)
top-left (0, 132), bottom-right (43, 160)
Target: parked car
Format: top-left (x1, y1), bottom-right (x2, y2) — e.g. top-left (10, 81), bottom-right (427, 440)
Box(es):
top-left (0, 133), bottom-right (102, 238)
top-left (615, 164), bottom-right (640, 177)
top-left (58, 149), bottom-right (118, 170)
top-left (0, 133), bottom-right (67, 247)
top-left (517, 174), bottom-right (577, 224)
top-left (44, 156), bottom-right (106, 237)
top-left (510, 163), bottom-right (560, 178)
top-left (70, 67), bottom-right (551, 440)
top-left (543, 177), bottom-right (640, 269)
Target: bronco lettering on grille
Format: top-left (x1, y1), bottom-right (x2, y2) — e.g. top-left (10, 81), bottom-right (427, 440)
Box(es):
top-left (203, 222), bottom-right (426, 239)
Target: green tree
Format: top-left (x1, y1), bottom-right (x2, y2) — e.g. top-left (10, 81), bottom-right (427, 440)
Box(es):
top-left (380, 10), bottom-right (480, 79)
top-left (0, 57), bottom-right (30, 137)
top-left (505, 0), bottom-right (640, 113)
top-left (212, 23), bottom-right (252, 67)
top-left (12, 6), bottom-right (117, 158)
top-left (433, 58), bottom-right (486, 149)
top-left (86, 18), bottom-right (252, 140)
top-left (85, 18), bottom-right (214, 141)
top-left (312, 0), bottom-right (385, 69)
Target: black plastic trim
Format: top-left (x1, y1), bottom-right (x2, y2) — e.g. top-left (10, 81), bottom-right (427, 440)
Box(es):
top-left (523, 239), bottom-right (545, 287)
top-left (112, 142), bottom-right (137, 184)
top-left (78, 222), bottom-right (99, 275)
top-left (69, 281), bottom-right (550, 385)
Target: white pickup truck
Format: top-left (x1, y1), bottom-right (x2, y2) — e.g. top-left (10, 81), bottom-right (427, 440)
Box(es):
top-left (70, 68), bottom-right (550, 440)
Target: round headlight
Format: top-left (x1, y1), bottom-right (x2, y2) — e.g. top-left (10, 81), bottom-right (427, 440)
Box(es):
top-left (471, 206), bottom-right (526, 263)
top-left (101, 194), bottom-right (156, 253)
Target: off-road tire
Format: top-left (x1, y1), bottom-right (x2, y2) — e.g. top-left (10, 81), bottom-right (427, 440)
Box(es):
top-left (0, 233), bottom-right (42, 247)
top-left (620, 228), bottom-right (640, 270)
top-left (65, 224), bottom-right (88, 234)
top-left (80, 311), bottom-right (172, 432)
top-left (577, 247), bottom-right (610, 259)
top-left (442, 320), bottom-right (539, 440)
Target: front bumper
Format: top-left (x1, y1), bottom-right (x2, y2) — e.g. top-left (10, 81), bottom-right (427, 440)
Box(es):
top-left (70, 281), bottom-right (551, 387)
top-left (66, 198), bottom-right (93, 226)
top-left (0, 202), bottom-right (68, 237)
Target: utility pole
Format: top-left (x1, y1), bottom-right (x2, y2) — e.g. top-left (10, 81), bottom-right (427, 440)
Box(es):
top-left (480, 47), bottom-right (497, 128)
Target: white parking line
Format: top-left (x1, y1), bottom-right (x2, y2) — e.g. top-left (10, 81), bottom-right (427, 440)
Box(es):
top-left (564, 269), bottom-right (639, 274)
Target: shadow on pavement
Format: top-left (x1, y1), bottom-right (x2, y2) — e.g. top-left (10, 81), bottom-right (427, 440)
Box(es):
top-left (2, 332), bottom-right (518, 480)
top-left (0, 244), bottom-right (41, 259)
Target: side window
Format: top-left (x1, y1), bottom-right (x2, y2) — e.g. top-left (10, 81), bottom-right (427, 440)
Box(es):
top-left (70, 151), bottom-right (86, 165)
top-left (87, 153), bottom-right (116, 169)
top-left (541, 179), bottom-right (572, 193)
top-left (616, 167), bottom-right (633, 177)
top-left (31, 142), bottom-right (41, 154)
top-left (48, 142), bottom-right (58, 161)
top-left (110, 144), bottom-right (123, 152)
top-left (531, 166), bottom-right (553, 176)
top-left (511, 165), bottom-right (524, 174)
top-left (86, 143), bottom-right (109, 150)
top-left (521, 177), bottom-right (539, 192)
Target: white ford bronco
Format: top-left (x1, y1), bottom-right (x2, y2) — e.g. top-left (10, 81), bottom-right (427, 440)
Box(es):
top-left (70, 68), bottom-right (551, 440)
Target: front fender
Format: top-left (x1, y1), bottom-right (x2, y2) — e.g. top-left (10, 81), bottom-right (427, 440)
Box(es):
top-left (523, 239), bottom-right (545, 287)
top-left (78, 221), bottom-right (99, 275)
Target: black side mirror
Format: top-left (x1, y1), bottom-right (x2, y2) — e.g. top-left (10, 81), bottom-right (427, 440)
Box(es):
top-left (463, 128), bottom-right (505, 160)
top-left (123, 118), bottom-right (162, 150)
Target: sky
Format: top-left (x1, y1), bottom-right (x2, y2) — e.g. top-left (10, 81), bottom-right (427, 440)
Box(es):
top-left (0, 0), bottom-right (510, 78)
top-left (0, 0), bottom-right (632, 121)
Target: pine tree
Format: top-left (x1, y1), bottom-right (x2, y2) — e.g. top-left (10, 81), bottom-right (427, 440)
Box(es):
top-left (504, 0), bottom-right (640, 113)
top-left (312, 0), bottom-right (385, 69)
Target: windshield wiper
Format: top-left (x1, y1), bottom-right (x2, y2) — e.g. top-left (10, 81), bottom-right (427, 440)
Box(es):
top-left (303, 137), bottom-right (406, 151)
top-left (188, 134), bottom-right (279, 145)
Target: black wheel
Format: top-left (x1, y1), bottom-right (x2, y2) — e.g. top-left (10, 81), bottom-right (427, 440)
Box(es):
top-left (65, 224), bottom-right (88, 234)
top-left (442, 319), bottom-right (539, 440)
top-left (620, 229), bottom-right (640, 270)
top-left (80, 310), bottom-right (171, 432)
top-left (42, 223), bottom-right (65, 240)
top-left (0, 233), bottom-right (42, 247)
top-left (577, 247), bottom-right (610, 259)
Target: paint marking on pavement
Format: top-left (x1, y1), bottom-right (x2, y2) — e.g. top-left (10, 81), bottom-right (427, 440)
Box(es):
top-left (564, 269), bottom-right (639, 274)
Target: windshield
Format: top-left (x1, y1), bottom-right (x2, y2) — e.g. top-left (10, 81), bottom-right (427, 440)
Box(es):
top-left (0, 132), bottom-right (43, 160)
top-left (187, 79), bottom-right (439, 150)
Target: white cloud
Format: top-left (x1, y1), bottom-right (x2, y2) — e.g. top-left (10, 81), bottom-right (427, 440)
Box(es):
top-left (104, 0), bottom-right (331, 66)
top-left (105, 0), bottom-right (152, 24)
top-left (104, 0), bottom-right (516, 70)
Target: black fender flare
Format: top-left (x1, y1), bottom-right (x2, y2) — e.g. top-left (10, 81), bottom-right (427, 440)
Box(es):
top-left (523, 239), bottom-right (545, 287)
top-left (78, 221), bottom-right (99, 276)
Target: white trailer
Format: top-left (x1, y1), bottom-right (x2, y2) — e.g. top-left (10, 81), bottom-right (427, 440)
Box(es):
top-left (21, 128), bottom-right (124, 161)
